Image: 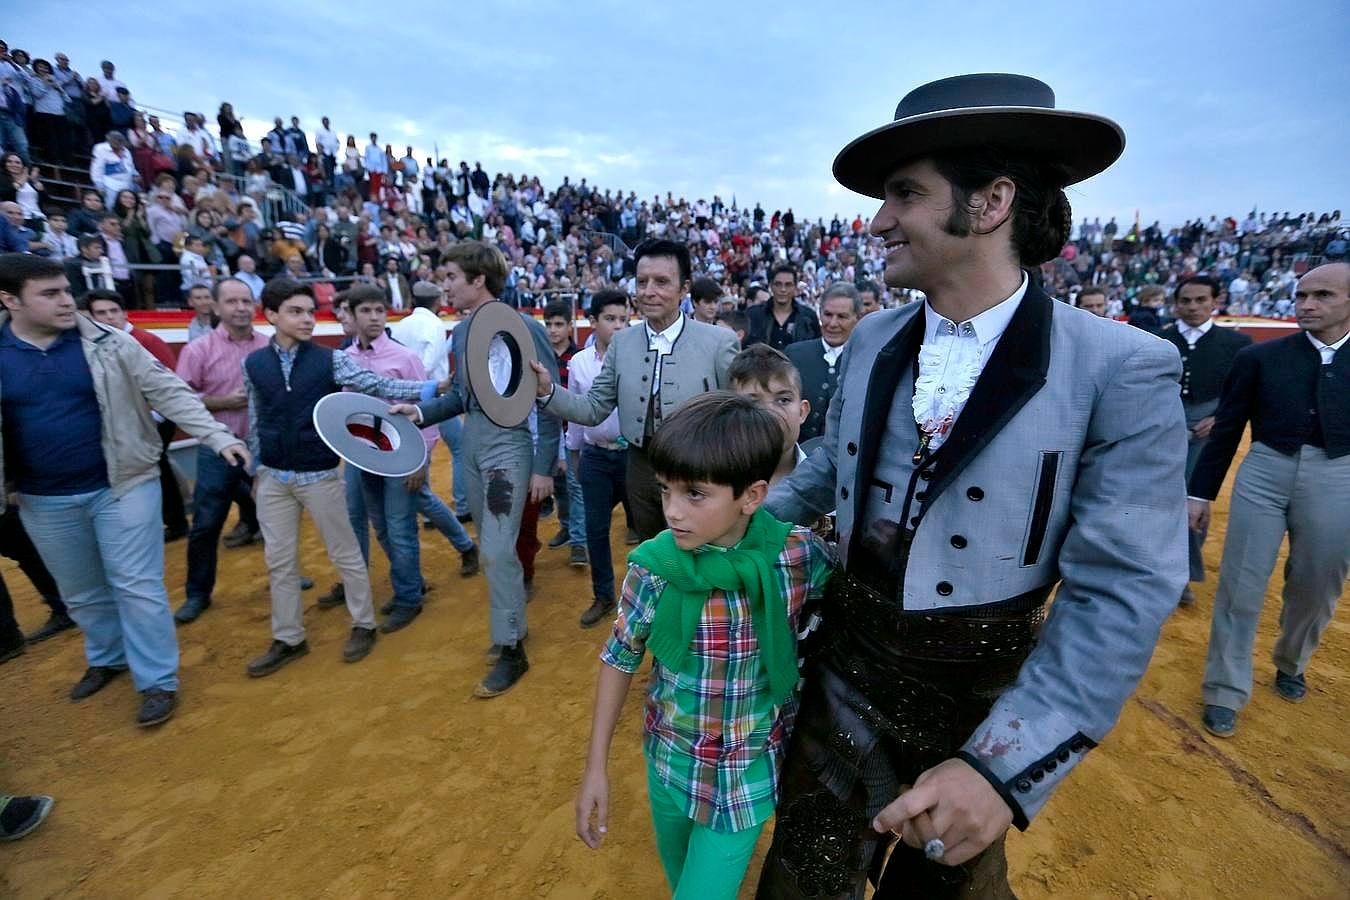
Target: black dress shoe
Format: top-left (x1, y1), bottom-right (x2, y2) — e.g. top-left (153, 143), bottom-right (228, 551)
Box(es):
top-left (547, 528), bottom-right (570, 549)
top-left (460, 546), bottom-right (480, 577)
top-left (246, 640), bottom-right (309, 678)
top-left (222, 525), bottom-right (262, 549)
top-left (475, 642), bottom-right (528, 698)
top-left (173, 598), bottom-right (211, 624)
top-left (579, 597), bottom-right (616, 629)
top-left (569, 544), bottom-right (589, 568)
top-left (316, 583), bottom-right (346, 609)
top-left (0, 794), bottom-right (54, 841)
top-left (24, 611), bottom-right (76, 644)
top-left (137, 689), bottom-right (177, 727)
top-left (381, 606), bottom-right (422, 634)
top-left (342, 627), bottom-right (378, 662)
top-left (70, 666), bottom-right (126, 701)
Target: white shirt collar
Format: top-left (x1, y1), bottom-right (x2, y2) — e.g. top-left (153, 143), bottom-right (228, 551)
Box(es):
top-left (646, 313), bottom-right (684, 348)
top-left (1307, 330), bottom-right (1349, 360)
top-left (1178, 318), bottom-right (1214, 342)
top-left (821, 337), bottom-right (845, 366)
top-left (923, 272), bottom-right (1028, 346)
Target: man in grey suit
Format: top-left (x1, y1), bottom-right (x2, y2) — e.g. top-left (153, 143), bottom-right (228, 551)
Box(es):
top-left (530, 238), bottom-right (739, 553)
top-left (755, 74), bottom-right (1188, 898)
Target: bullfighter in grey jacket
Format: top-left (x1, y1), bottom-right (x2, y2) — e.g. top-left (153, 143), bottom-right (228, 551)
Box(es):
top-left (754, 74), bottom-right (1188, 898)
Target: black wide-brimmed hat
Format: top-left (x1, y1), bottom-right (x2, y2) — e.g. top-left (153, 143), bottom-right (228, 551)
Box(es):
top-left (833, 73), bottom-right (1125, 199)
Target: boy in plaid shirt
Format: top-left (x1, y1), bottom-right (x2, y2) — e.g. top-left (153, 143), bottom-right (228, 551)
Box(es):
top-left (574, 392), bottom-right (834, 898)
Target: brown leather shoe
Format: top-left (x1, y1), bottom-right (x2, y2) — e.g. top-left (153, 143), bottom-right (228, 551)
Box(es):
top-left (342, 627), bottom-right (378, 663)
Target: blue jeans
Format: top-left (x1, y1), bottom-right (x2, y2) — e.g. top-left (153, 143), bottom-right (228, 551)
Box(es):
top-left (344, 464), bottom-right (423, 609)
top-left (437, 415), bottom-right (469, 513)
top-left (418, 483), bottom-right (475, 552)
top-left (580, 445), bottom-right (628, 602)
top-left (0, 112), bottom-right (29, 162)
top-left (565, 451), bottom-right (586, 545)
top-left (18, 480), bottom-right (178, 691)
top-left (185, 445), bottom-right (256, 604)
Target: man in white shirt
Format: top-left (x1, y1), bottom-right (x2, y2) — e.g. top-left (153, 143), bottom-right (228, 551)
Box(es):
top-left (97, 215), bottom-right (135, 307)
top-left (177, 113), bottom-right (216, 161)
top-left (234, 255), bottom-right (265, 299)
top-left (88, 131), bottom-right (136, 207)
top-left (314, 116), bottom-right (339, 180)
top-left (785, 281), bottom-right (862, 442)
top-left (95, 60), bottom-right (125, 101)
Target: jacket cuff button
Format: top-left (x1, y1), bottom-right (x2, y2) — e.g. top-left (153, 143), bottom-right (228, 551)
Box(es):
top-left (847, 442), bottom-right (857, 455)
top-left (1016, 779), bottom-right (1032, 793)
top-left (936, 581), bottom-right (953, 596)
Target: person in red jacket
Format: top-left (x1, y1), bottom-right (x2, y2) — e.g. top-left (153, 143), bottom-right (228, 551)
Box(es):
top-left (84, 289), bottom-right (188, 539)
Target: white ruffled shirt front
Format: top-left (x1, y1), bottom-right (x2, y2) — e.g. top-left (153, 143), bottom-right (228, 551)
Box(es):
top-left (913, 274), bottom-right (1028, 453)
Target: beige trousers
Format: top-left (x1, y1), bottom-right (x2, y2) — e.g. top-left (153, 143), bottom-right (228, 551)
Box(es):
top-left (256, 471), bottom-right (375, 645)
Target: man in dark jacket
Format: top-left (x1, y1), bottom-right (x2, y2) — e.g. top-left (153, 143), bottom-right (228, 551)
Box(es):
top-left (746, 262), bottom-right (820, 350)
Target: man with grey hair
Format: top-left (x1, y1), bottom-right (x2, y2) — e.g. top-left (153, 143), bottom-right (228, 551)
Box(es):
top-left (785, 281), bottom-right (861, 441)
top-left (88, 131), bottom-right (136, 207)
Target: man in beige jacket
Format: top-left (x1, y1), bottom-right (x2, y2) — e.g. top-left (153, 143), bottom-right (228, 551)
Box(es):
top-left (0, 254), bottom-right (248, 727)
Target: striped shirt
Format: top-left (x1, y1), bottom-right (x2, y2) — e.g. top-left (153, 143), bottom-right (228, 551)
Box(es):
top-left (601, 526), bottom-right (835, 832)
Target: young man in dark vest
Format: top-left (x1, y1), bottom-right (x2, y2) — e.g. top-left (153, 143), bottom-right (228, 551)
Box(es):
top-left (1160, 275), bottom-right (1250, 604)
top-left (243, 277), bottom-right (440, 678)
top-left (755, 74), bottom-right (1188, 897)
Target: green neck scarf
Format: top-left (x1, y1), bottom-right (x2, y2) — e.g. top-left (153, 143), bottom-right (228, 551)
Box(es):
top-left (629, 509), bottom-right (797, 705)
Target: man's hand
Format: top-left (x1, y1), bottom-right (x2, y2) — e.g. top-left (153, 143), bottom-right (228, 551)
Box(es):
top-left (403, 465), bottom-right (428, 494)
top-left (574, 767), bottom-right (609, 849)
top-left (529, 473), bottom-right (553, 504)
top-left (206, 391), bottom-right (248, 411)
top-left (1191, 415), bottom-right (1215, 440)
top-left (220, 443), bottom-right (252, 470)
top-left (872, 758), bottom-right (1013, 866)
top-left (387, 403), bottom-right (423, 425)
top-left (1188, 498), bottom-right (1211, 533)
top-left (529, 360), bottom-right (553, 399)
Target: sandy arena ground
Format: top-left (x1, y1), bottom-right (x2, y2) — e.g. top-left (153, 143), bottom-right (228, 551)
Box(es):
top-left (1, 439), bottom-right (1346, 899)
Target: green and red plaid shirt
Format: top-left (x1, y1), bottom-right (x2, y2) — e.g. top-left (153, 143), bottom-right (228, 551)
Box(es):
top-left (601, 525), bottom-right (835, 833)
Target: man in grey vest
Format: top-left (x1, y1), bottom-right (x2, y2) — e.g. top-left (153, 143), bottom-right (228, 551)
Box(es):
top-left (754, 74), bottom-right (1188, 898)
top-left (530, 239), bottom-right (739, 544)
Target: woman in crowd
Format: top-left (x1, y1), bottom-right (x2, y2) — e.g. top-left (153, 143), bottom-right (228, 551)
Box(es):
top-left (341, 135), bottom-right (361, 191)
top-left (82, 78), bottom-right (113, 148)
top-left (0, 153), bottom-right (44, 223)
top-left (112, 188), bottom-right (161, 307)
top-left (25, 59), bottom-right (69, 163)
top-left (307, 222), bottom-right (350, 276)
top-left (217, 102), bottom-right (240, 143)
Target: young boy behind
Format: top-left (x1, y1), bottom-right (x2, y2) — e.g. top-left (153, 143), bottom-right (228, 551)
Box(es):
top-left (542, 299), bottom-right (586, 564)
top-left (574, 392), bottom-right (834, 899)
top-left (727, 344), bottom-right (810, 485)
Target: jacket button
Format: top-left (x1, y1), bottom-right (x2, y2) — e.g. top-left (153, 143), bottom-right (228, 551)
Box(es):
top-left (840, 486), bottom-right (849, 500)
top-left (914, 491), bottom-right (928, 502)
top-left (1057, 749), bottom-right (1071, 763)
top-left (966, 486), bottom-right (984, 501)
top-left (1031, 768), bottom-right (1045, 782)
top-left (910, 515), bottom-right (921, 526)
top-left (642, 375), bottom-right (648, 381)
top-left (1070, 738), bottom-right (1086, 752)
top-left (847, 442), bottom-right (857, 455)
top-left (1044, 759), bottom-right (1057, 773)
top-left (936, 581), bottom-right (953, 596)
top-left (919, 469), bottom-right (932, 481)
top-left (1016, 779), bottom-right (1032, 793)
top-left (950, 535), bottom-right (967, 549)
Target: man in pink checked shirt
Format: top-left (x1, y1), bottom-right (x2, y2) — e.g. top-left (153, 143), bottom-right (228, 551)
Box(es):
top-left (337, 284), bottom-right (477, 634)
top-left (173, 278), bottom-right (270, 624)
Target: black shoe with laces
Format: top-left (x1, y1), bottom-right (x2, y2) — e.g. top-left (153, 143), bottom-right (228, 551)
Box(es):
top-left (570, 544), bottom-right (589, 568)
top-left (137, 689), bottom-right (177, 727)
top-left (475, 642), bottom-right (528, 698)
top-left (25, 611), bottom-right (76, 644)
top-left (70, 666), bottom-right (126, 700)
top-left (246, 640), bottom-right (309, 678)
top-left (316, 583), bottom-right (346, 609)
top-left (342, 627), bottom-right (378, 662)
top-left (547, 528), bottom-right (569, 549)
top-left (460, 546), bottom-right (480, 577)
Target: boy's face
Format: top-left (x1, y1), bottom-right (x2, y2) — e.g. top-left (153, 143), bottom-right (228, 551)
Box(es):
top-left (590, 303), bottom-right (629, 346)
top-left (49, 215), bottom-right (67, 234)
top-left (265, 294), bottom-right (316, 343)
top-left (657, 476), bottom-right (767, 550)
top-left (188, 287), bottom-right (214, 315)
top-left (88, 298), bottom-right (127, 329)
top-left (351, 299), bottom-right (388, 342)
top-left (545, 315), bottom-right (571, 351)
top-left (693, 296), bottom-right (718, 323)
top-left (732, 375), bottom-right (809, 451)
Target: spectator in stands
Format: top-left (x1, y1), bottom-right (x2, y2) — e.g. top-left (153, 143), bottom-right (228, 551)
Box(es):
top-left (747, 262), bottom-right (821, 350)
top-left (40, 210), bottom-right (77, 259)
top-left (785, 281), bottom-right (861, 442)
top-left (216, 102), bottom-right (240, 144)
top-left (179, 235), bottom-right (214, 300)
top-left (63, 233), bottom-right (116, 300)
top-left (859, 279), bottom-right (883, 317)
top-left (690, 275), bottom-right (720, 324)
top-left (108, 87), bottom-right (135, 132)
top-left (94, 60), bottom-right (125, 100)
top-left (0, 43), bottom-right (32, 162)
top-left (1077, 284), bottom-right (1109, 317)
top-left (315, 116), bottom-right (339, 181)
top-left (0, 254), bottom-right (246, 727)
top-left (1127, 283), bottom-right (1167, 334)
top-left (52, 53), bottom-right (83, 147)
top-left (89, 130), bottom-right (136, 207)
top-left (285, 116), bottom-right (308, 158)
top-left (81, 79), bottom-right (111, 149)
top-left (25, 59), bottom-right (67, 163)
top-left (95, 214), bottom-right (136, 308)
top-left (0, 153), bottom-right (42, 221)
top-left (378, 255), bottom-right (411, 310)
top-left (364, 132), bottom-right (387, 199)
top-left (177, 112), bottom-right (216, 161)
top-left (234, 254), bottom-right (264, 299)
top-left (0, 202), bottom-right (41, 253)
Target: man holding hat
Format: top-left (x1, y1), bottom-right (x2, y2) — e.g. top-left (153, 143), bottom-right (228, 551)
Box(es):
top-left (755, 74), bottom-right (1188, 897)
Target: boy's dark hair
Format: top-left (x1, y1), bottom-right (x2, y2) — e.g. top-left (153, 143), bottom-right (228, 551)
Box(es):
top-left (690, 276), bottom-right (720, 303)
top-left (82, 288), bottom-right (124, 311)
top-left (727, 343), bottom-right (802, 394)
top-left (588, 288), bottom-right (628, 319)
top-left (716, 309), bottom-right (750, 337)
top-left (633, 238), bottom-right (691, 285)
top-left (542, 299), bottom-right (572, 322)
top-left (647, 392), bottom-right (783, 497)
top-left (0, 253), bottom-right (63, 298)
top-left (341, 283), bottom-right (387, 313)
top-left (443, 240), bottom-right (507, 297)
top-left (260, 277), bottom-right (315, 313)
top-left (1175, 274), bottom-right (1221, 300)
top-left (769, 262), bottom-right (798, 283)
top-left (1077, 284), bottom-right (1107, 300)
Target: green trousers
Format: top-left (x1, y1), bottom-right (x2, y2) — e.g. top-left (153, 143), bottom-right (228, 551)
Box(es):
top-left (646, 760), bottom-right (766, 899)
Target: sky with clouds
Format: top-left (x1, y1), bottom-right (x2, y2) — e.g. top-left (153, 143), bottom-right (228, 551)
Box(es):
top-left (12, 1), bottom-right (1348, 228)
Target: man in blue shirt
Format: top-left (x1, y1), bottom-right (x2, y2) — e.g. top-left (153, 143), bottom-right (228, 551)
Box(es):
top-left (0, 254), bottom-right (248, 727)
